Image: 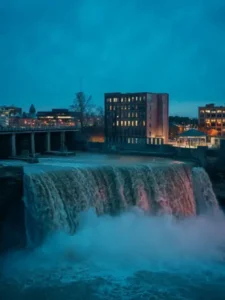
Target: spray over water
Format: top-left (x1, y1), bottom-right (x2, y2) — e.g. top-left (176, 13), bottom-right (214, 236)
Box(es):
top-left (1, 158), bottom-right (225, 299)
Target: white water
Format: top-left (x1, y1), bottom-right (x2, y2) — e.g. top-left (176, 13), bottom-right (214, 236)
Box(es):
top-left (22, 157), bottom-right (219, 245)
top-left (1, 155), bottom-right (224, 299)
top-left (1, 209), bottom-right (225, 299)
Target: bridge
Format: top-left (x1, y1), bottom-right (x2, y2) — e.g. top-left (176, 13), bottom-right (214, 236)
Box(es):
top-left (0, 126), bottom-right (80, 160)
top-left (0, 126), bottom-right (79, 134)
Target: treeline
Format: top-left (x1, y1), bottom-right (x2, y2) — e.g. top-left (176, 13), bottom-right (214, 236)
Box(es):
top-left (169, 116), bottom-right (198, 125)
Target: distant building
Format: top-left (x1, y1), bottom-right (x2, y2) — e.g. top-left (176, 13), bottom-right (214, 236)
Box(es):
top-left (36, 109), bottom-right (80, 126)
top-left (0, 106), bottom-right (22, 117)
top-left (104, 92), bottom-right (169, 144)
top-left (9, 117), bottom-right (37, 127)
top-left (198, 104), bottom-right (225, 136)
top-left (0, 115), bottom-right (9, 127)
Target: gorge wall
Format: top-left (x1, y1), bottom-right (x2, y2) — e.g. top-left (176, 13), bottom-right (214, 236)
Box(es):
top-left (0, 166), bottom-right (26, 252)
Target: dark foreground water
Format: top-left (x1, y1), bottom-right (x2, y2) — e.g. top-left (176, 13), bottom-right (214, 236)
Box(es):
top-left (1, 209), bottom-right (225, 300)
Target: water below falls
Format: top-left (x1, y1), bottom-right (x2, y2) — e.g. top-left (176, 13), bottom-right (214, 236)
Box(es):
top-left (1, 155), bottom-right (225, 300)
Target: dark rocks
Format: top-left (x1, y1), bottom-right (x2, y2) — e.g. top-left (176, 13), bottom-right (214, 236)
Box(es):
top-left (205, 163), bottom-right (225, 211)
top-left (0, 166), bottom-right (26, 253)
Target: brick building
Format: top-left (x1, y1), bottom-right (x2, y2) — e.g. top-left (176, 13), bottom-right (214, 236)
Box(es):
top-left (104, 92), bottom-right (169, 144)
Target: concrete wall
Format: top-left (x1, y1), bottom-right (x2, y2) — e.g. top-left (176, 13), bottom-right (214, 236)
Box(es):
top-left (87, 142), bottom-right (209, 166)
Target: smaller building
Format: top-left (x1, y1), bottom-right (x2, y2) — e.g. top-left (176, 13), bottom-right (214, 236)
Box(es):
top-left (0, 106), bottom-right (22, 117)
top-left (37, 109), bottom-right (80, 126)
top-left (198, 104), bottom-right (225, 136)
top-left (178, 129), bottom-right (207, 148)
top-left (0, 115), bottom-right (9, 127)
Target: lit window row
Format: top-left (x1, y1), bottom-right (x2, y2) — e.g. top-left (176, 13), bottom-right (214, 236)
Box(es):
top-left (116, 120), bottom-right (146, 126)
top-left (107, 96), bottom-right (146, 103)
top-left (201, 110), bottom-right (225, 114)
top-left (206, 119), bottom-right (225, 122)
top-left (108, 105), bottom-right (140, 111)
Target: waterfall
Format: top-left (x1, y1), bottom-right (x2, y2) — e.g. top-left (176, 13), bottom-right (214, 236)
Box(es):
top-left (23, 162), bottom-right (219, 245)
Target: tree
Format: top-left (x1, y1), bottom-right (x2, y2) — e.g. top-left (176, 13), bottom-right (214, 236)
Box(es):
top-left (29, 104), bottom-right (36, 116)
top-left (71, 92), bottom-right (94, 129)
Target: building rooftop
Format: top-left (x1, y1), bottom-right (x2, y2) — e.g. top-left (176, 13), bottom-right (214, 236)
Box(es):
top-left (179, 129), bottom-right (206, 137)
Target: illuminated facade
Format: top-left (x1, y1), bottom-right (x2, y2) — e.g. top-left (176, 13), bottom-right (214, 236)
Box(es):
top-left (37, 109), bottom-right (79, 126)
top-left (0, 106), bottom-right (22, 127)
top-left (105, 92), bottom-right (169, 144)
top-left (0, 106), bottom-right (22, 117)
top-left (198, 104), bottom-right (225, 136)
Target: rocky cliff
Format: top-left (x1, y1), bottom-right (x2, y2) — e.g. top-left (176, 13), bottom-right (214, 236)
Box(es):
top-left (0, 166), bottom-right (25, 252)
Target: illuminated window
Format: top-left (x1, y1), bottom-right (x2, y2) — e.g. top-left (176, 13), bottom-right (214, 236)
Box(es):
top-left (132, 121), bottom-right (134, 126)
top-left (136, 96), bottom-right (138, 101)
top-left (116, 121), bottom-right (119, 126)
top-left (139, 97), bottom-right (142, 101)
top-left (124, 121), bottom-right (127, 126)
top-left (128, 121), bottom-right (130, 126)
top-left (113, 98), bottom-right (118, 103)
top-left (132, 97), bottom-right (134, 101)
top-left (124, 106), bottom-right (127, 110)
top-left (121, 98), bottom-right (124, 102)
top-left (128, 138), bottom-right (131, 143)
top-left (128, 112), bottom-right (130, 117)
top-left (128, 98), bottom-right (131, 102)
top-left (121, 121), bottom-right (124, 126)
top-left (110, 106), bottom-right (112, 110)
top-left (135, 120), bottom-right (138, 126)
top-left (143, 120), bottom-right (146, 126)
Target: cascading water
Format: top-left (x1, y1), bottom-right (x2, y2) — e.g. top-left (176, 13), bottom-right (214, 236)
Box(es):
top-left (1, 156), bottom-right (225, 300)
top-left (23, 161), bottom-right (219, 245)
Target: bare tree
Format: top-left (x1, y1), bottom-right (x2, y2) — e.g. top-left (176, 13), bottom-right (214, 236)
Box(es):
top-left (95, 106), bottom-right (104, 127)
top-left (71, 92), bottom-right (94, 129)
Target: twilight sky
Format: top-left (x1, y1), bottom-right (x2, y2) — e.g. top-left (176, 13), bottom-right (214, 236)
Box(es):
top-left (1, 0), bottom-right (225, 116)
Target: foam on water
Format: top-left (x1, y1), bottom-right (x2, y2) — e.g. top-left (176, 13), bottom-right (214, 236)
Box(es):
top-left (1, 209), bottom-right (225, 299)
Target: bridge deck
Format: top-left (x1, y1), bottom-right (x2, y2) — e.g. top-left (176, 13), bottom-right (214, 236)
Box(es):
top-left (0, 127), bottom-right (80, 134)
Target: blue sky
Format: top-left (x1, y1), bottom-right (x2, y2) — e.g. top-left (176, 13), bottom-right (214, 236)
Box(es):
top-left (1, 0), bottom-right (225, 116)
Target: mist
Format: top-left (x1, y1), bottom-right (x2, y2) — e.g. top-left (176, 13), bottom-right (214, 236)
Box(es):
top-left (2, 208), bottom-right (225, 289)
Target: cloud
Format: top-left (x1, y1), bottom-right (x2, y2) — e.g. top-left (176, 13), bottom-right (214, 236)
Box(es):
top-left (0, 0), bottom-right (225, 115)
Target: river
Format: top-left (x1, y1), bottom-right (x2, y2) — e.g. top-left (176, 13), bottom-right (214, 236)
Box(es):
top-left (1, 154), bottom-right (225, 299)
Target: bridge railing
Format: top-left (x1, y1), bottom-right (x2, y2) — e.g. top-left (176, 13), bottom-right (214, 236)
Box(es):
top-left (0, 125), bottom-right (80, 132)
